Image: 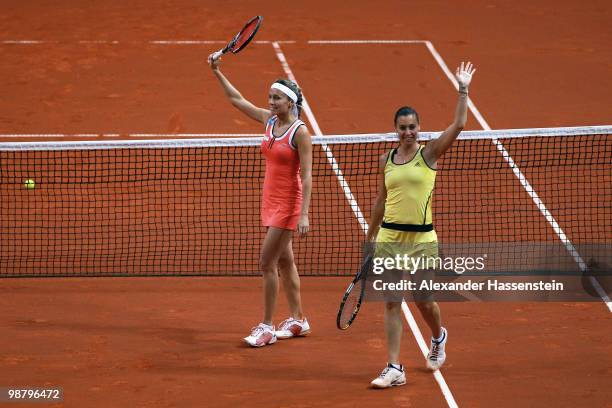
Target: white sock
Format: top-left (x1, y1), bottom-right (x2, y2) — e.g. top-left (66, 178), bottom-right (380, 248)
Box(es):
top-left (433, 328), bottom-right (446, 343)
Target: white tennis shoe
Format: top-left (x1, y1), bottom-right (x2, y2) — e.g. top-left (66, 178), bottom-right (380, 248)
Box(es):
top-left (426, 327), bottom-right (448, 370)
top-left (370, 364), bottom-right (406, 388)
top-left (275, 317), bottom-right (311, 339)
top-left (244, 323), bottom-right (277, 347)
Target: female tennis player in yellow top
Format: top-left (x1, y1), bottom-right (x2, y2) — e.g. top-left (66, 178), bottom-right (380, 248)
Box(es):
top-left (208, 54), bottom-right (313, 347)
top-left (367, 62), bottom-right (476, 387)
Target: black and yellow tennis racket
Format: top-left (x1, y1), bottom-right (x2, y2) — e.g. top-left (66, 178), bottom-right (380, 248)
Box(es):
top-left (336, 253), bottom-right (373, 330)
top-left (209, 16), bottom-right (263, 62)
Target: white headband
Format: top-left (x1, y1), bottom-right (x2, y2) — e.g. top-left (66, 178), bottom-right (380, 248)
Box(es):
top-left (271, 82), bottom-right (298, 103)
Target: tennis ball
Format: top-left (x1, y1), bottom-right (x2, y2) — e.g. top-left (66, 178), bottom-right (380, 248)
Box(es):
top-left (24, 179), bottom-right (36, 189)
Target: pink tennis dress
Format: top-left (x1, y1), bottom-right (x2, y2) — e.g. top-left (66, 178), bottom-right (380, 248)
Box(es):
top-left (260, 115), bottom-right (305, 230)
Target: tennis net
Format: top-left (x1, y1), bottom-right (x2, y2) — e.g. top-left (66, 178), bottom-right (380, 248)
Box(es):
top-left (1, 126), bottom-right (611, 277)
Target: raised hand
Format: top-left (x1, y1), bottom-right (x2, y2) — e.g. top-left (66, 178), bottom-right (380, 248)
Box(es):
top-left (207, 53), bottom-right (222, 70)
top-left (455, 61), bottom-right (476, 90)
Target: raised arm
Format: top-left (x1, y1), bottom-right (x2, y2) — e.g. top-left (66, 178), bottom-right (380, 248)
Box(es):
top-left (295, 126), bottom-right (313, 236)
top-left (366, 153), bottom-right (389, 242)
top-left (207, 55), bottom-right (271, 124)
top-left (423, 61), bottom-right (476, 165)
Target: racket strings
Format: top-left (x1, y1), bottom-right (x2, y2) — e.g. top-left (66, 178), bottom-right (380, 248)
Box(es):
top-left (339, 278), bottom-right (364, 328)
top-left (231, 16), bottom-right (262, 52)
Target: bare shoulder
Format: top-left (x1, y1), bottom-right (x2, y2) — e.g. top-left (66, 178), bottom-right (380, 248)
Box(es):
top-left (421, 143), bottom-right (437, 167)
top-left (262, 111), bottom-right (274, 124)
top-left (294, 124), bottom-right (312, 146)
top-left (378, 151), bottom-right (390, 169)
top-left (295, 123), bottom-right (311, 137)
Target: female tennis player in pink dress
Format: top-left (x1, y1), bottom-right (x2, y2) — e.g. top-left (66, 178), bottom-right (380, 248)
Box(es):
top-left (208, 54), bottom-right (312, 347)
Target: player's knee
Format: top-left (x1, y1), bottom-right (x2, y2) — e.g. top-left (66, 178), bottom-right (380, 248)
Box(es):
top-left (415, 301), bottom-right (435, 313)
top-left (259, 256), bottom-right (276, 273)
top-left (385, 302), bottom-right (402, 312)
top-left (277, 255), bottom-right (294, 272)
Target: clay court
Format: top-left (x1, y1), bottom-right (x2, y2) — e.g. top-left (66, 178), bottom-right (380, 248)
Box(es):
top-left (1, 1), bottom-right (611, 407)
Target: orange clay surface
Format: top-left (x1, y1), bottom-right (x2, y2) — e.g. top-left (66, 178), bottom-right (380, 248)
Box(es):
top-left (1, 278), bottom-right (611, 407)
top-left (1, 1), bottom-right (611, 407)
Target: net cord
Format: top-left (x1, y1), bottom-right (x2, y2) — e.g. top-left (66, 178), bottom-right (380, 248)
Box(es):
top-left (1, 125), bottom-right (610, 151)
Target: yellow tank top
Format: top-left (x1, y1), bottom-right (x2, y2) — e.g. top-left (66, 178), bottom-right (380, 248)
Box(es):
top-left (383, 145), bottom-right (436, 225)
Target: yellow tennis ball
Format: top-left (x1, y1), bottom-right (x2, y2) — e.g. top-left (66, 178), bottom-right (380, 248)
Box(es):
top-left (24, 179), bottom-right (36, 189)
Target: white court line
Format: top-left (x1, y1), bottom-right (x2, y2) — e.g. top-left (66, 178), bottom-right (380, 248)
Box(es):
top-left (149, 40), bottom-right (296, 45)
top-left (1, 40), bottom-right (296, 45)
top-left (402, 303), bottom-right (459, 408)
top-left (79, 40), bottom-right (119, 45)
top-left (149, 40), bottom-right (224, 44)
top-left (309, 40), bottom-right (427, 44)
top-left (271, 42), bottom-right (369, 232)
top-left (258, 40), bottom-right (296, 44)
top-left (400, 298), bottom-right (460, 406)
top-left (2, 39), bottom-right (422, 46)
top-left (272, 42), bottom-right (459, 408)
top-left (424, 41), bottom-right (612, 313)
top-left (423, 42), bottom-right (491, 129)
top-left (1, 40), bottom-right (55, 44)
top-left (0, 133), bottom-right (260, 139)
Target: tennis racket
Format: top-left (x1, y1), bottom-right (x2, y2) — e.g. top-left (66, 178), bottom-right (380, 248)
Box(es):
top-left (337, 253), bottom-right (373, 330)
top-left (209, 16), bottom-right (263, 62)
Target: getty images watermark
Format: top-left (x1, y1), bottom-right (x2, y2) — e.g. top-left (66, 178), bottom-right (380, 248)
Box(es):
top-left (367, 253), bottom-right (558, 294)
top-left (361, 241), bottom-right (611, 301)
top-left (372, 253), bottom-right (487, 275)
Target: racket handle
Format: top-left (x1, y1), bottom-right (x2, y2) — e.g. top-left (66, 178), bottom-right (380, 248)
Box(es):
top-left (210, 49), bottom-right (224, 63)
